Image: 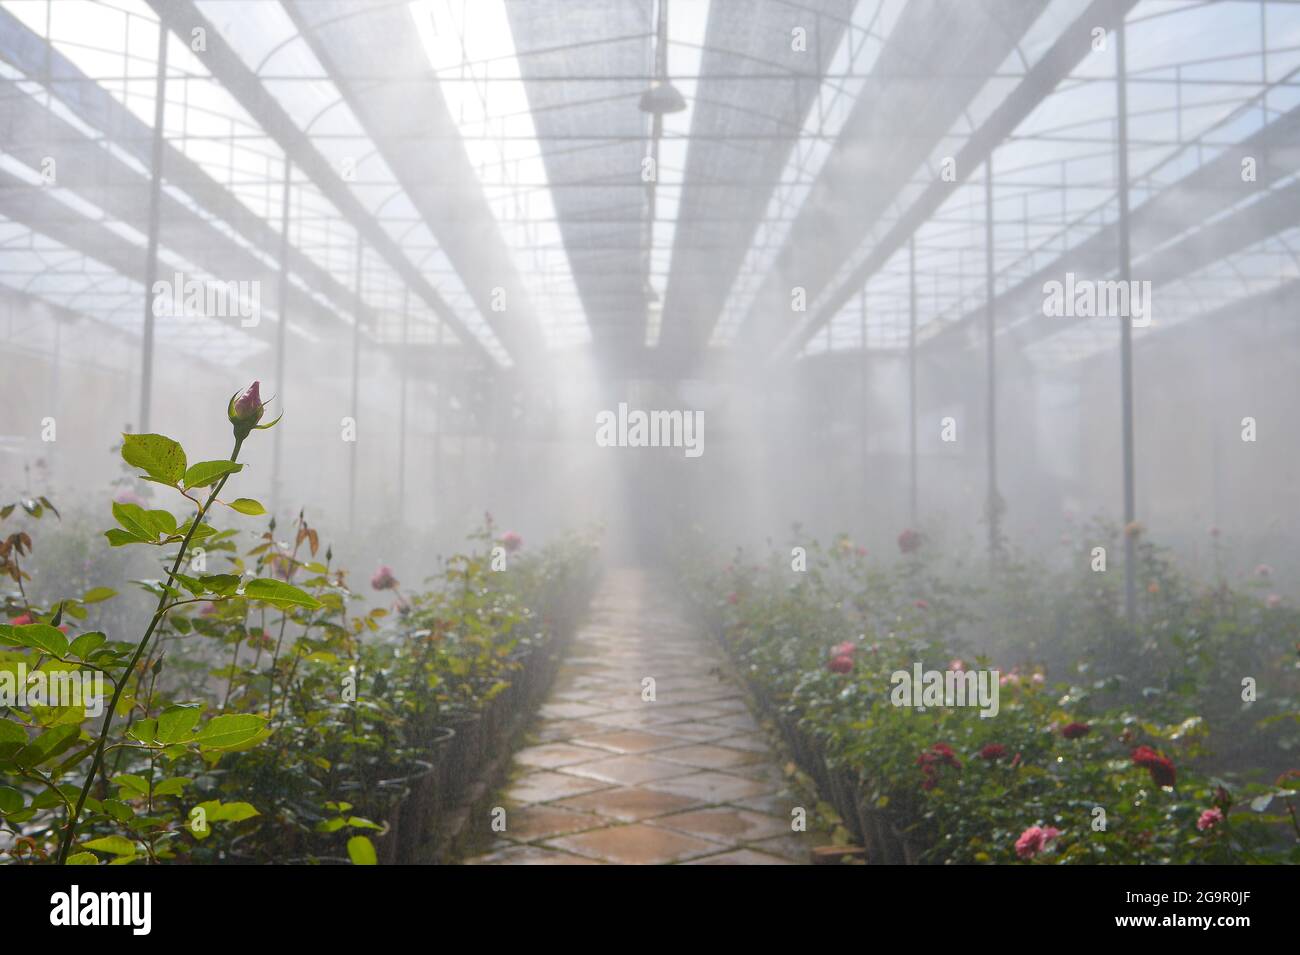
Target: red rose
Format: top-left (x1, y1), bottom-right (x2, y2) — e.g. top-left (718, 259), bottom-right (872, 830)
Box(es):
top-left (897, 528), bottom-right (922, 554)
top-left (978, 743), bottom-right (1007, 760)
top-left (918, 742), bottom-right (961, 770)
top-left (1132, 746), bottom-right (1176, 787)
top-left (832, 641), bottom-right (856, 657)
top-left (7, 614), bottom-right (33, 626)
top-left (1061, 722), bottom-right (1091, 739)
top-left (828, 654), bottom-right (853, 674)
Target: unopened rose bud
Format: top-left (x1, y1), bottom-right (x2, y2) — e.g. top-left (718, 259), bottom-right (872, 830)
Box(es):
top-left (371, 564), bottom-right (398, 591)
top-left (227, 380), bottom-right (281, 440)
top-left (231, 381), bottom-right (263, 424)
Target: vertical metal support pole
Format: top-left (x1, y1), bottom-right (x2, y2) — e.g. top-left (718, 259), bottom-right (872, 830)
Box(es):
top-left (860, 291), bottom-right (868, 524)
top-left (50, 318), bottom-right (62, 483)
top-left (433, 320), bottom-right (444, 528)
top-left (270, 162), bottom-right (292, 517)
top-left (397, 287), bottom-right (410, 525)
top-left (908, 237), bottom-right (917, 525)
top-left (138, 15), bottom-right (168, 433)
top-left (985, 157), bottom-right (1000, 562)
top-left (348, 240), bottom-right (364, 537)
top-left (1116, 12), bottom-right (1138, 623)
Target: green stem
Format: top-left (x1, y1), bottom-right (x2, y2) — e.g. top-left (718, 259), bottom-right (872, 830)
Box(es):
top-left (55, 435), bottom-right (244, 865)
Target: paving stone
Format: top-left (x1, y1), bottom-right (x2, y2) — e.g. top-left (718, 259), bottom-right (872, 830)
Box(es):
top-left (505, 771), bottom-right (612, 804)
top-left (465, 568), bottom-right (796, 866)
top-left (651, 807), bottom-right (792, 843)
top-left (545, 823), bottom-right (719, 864)
top-left (560, 754), bottom-right (697, 786)
top-left (712, 733), bottom-right (771, 753)
top-left (683, 848), bottom-right (796, 865)
top-left (513, 742), bottom-right (606, 769)
top-left (498, 806), bottom-right (604, 842)
top-left (654, 743), bottom-right (763, 770)
top-left (467, 845), bottom-right (603, 865)
top-left (537, 701), bottom-right (610, 720)
top-left (552, 786), bottom-right (701, 822)
top-left (569, 729), bottom-right (685, 754)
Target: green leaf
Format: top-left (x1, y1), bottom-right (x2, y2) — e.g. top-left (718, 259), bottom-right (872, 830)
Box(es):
top-left (152, 776), bottom-right (190, 797)
top-left (212, 801), bottom-right (259, 822)
top-left (183, 460), bottom-right (244, 489)
top-left (227, 498), bottom-right (266, 516)
top-left (121, 433), bottom-right (187, 485)
top-left (66, 852), bottom-right (98, 865)
top-left (82, 835), bottom-right (138, 857)
top-left (243, 578), bottom-right (322, 610)
top-left (68, 632), bottom-right (106, 659)
top-left (6, 623), bottom-right (69, 657)
top-left (193, 713), bottom-right (269, 751)
top-left (172, 573), bottom-right (207, 598)
top-left (111, 501), bottom-right (177, 543)
top-left (111, 774), bottom-right (150, 796)
top-left (126, 719), bottom-right (158, 745)
top-left (347, 835), bottom-right (377, 865)
top-left (16, 725), bottom-right (81, 768)
top-left (193, 799), bottom-right (261, 825)
top-left (0, 720), bottom-right (27, 745)
top-left (80, 587), bottom-right (117, 604)
top-left (199, 574), bottom-right (241, 596)
top-left (0, 786), bottom-right (23, 814)
top-left (157, 704), bottom-right (202, 744)
top-left (105, 528), bottom-right (145, 548)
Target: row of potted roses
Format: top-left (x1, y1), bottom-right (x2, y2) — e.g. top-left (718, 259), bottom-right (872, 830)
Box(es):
top-left (679, 526), bottom-right (1298, 864)
top-left (0, 384), bottom-right (600, 864)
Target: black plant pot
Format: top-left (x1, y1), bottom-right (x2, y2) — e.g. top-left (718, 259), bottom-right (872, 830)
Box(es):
top-left (440, 712), bottom-right (484, 803)
top-left (391, 759), bottom-right (437, 864)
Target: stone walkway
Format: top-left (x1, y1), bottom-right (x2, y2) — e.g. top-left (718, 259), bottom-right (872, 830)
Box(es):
top-left (466, 568), bottom-right (813, 864)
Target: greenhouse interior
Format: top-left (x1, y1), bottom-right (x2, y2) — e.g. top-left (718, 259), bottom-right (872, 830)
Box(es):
top-left (1, 0), bottom-right (1298, 880)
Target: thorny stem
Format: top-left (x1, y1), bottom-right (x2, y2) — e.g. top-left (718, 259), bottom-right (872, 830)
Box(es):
top-left (56, 435), bottom-right (244, 865)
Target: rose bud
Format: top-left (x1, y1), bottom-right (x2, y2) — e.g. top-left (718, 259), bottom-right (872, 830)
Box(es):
top-left (371, 565), bottom-right (399, 591)
top-left (227, 380), bottom-right (281, 440)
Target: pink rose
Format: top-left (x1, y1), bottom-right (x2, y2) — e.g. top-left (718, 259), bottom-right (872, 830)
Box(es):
top-left (1196, 807), bottom-right (1224, 832)
top-left (370, 565), bottom-right (398, 591)
top-left (1014, 825), bottom-right (1061, 860)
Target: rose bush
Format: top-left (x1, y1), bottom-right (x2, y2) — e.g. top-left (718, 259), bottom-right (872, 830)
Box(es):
top-left (678, 529), bottom-right (1300, 864)
top-left (0, 386), bottom-right (599, 865)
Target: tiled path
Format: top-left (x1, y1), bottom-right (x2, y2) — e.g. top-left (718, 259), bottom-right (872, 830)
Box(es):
top-left (466, 568), bottom-right (812, 864)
